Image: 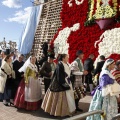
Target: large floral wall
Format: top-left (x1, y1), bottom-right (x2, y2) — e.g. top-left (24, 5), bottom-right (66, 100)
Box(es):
top-left (50, 0), bottom-right (120, 63)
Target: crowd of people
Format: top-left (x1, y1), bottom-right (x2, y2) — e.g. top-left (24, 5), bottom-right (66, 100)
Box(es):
top-left (0, 47), bottom-right (120, 119)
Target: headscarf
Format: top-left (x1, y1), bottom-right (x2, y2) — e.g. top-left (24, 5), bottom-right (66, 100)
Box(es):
top-left (102, 58), bottom-right (114, 71)
top-left (100, 58), bottom-right (114, 78)
top-left (19, 56), bottom-right (31, 72)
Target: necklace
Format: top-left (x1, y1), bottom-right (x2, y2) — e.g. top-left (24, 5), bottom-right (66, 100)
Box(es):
top-left (29, 63), bottom-right (38, 72)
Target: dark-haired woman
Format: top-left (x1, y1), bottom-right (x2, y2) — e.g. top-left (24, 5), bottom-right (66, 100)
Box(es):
top-left (0, 55), bottom-right (15, 106)
top-left (41, 54), bottom-right (76, 116)
top-left (14, 55), bottom-right (42, 110)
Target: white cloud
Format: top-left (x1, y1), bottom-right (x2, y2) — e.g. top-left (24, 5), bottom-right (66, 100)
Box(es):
top-left (6, 7), bottom-right (32, 24)
top-left (2, 0), bottom-right (22, 8)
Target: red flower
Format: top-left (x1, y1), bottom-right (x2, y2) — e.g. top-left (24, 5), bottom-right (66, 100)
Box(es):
top-left (108, 0), bottom-right (113, 6)
top-left (49, 0), bottom-right (120, 63)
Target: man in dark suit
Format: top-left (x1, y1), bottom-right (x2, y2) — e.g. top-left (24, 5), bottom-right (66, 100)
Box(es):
top-left (84, 54), bottom-right (94, 93)
top-left (13, 54), bottom-right (24, 98)
top-left (94, 55), bottom-right (105, 85)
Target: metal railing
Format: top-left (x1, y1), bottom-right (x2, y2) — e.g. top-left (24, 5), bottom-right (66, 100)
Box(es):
top-left (112, 114), bottom-right (120, 120)
top-left (64, 110), bottom-right (106, 120)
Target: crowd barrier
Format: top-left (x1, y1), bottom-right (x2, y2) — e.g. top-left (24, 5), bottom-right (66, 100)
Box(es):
top-left (64, 110), bottom-right (106, 120)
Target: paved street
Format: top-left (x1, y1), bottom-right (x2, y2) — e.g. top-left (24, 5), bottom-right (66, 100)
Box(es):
top-left (0, 95), bottom-right (92, 120)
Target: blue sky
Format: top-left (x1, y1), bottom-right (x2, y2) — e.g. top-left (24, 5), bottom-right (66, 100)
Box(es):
top-left (0, 0), bottom-right (33, 47)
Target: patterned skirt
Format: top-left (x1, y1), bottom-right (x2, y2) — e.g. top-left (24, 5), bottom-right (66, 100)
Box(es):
top-left (73, 77), bottom-right (86, 100)
top-left (74, 86), bottom-right (86, 99)
top-left (14, 79), bottom-right (42, 110)
top-left (41, 89), bottom-right (75, 117)
top-left (102, 95), bottom-right (118, 120)
top-left (86, 89), bottom-right (103, 120)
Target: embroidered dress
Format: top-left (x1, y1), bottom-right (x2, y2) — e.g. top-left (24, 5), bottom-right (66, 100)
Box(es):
top-left (102, 95), bottom-right (118, 120)
top-left (86, 69), bottom-right (119, 120)
top-left (24, 63), bottom-right (42, 102)
top-left (14, 63), bottom-right (42, 110)
top-left (86, 88), bottom-right (103, 120)
top-left (41, 62), bottom-right (76, 116)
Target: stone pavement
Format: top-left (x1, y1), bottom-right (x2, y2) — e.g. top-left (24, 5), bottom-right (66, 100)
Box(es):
top-left (0, 95), bottom-right (92, 120)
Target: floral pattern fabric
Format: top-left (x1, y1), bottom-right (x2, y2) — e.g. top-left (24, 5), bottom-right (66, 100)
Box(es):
top-left (86, 89), bottom-right (103, 120)
top-left (102, 95), bottom-right (118, 120)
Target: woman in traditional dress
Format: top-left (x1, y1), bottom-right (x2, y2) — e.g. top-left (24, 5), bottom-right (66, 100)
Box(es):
top-left (41, 54), bottom-right (76, 117)
top-left (0, 54), bottom-right (15, 106)
top-left (87, 59), bottom-right (120, 120)
top-left (14, 55), bottom-right (42, 110)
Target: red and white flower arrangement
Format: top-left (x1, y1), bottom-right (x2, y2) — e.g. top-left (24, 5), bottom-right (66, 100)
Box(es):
top-left (54, 23), bottom-right (80, 57)
top-left (49, 0), bottom-right (120, 63)
top-left (68, 0), bottom-right (85, 7)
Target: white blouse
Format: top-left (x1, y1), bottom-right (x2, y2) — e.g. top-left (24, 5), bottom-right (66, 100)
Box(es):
top-left (62, 62), bottom-right (71, 77)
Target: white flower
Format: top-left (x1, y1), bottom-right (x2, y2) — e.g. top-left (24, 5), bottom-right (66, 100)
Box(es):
top-left (54, 23), bottom-right (80, 56)
top-left (68, 0), bottom-right (72, 7)
top-left (95, 27), bottom-right (120, 65)
top-left (71, 23), bottom-right (80, 31)
top-left (75, 0), bottom-right (84, 5)
top-left (68, 0), bottom-right (84, 7)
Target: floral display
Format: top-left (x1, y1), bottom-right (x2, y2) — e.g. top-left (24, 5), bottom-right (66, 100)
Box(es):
top-left (54, 23), bottom-right (80, 57)
top-left (94, 27), bottom-right (120, 64)
top-left (85, 0), bottom-right (119, 27)
top-left (68, 0), bottom-right (85, 7)
top-left (94, 5), bottom-right (115, 19)
top-left (50, 0), bottom-right (120, 63)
